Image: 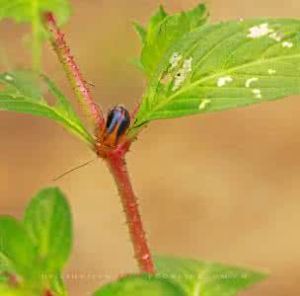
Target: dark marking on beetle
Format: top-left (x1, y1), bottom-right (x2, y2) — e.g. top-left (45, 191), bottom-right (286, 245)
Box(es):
top-left (101, 105), bottom-right (130, 147)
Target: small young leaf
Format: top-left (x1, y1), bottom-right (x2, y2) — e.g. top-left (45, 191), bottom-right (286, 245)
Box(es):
top-left (0, 217), bottom-right (36, 278)
top-left (0, 0), bottom-right (70, 24)
top-left (155, 256), bottom-right (267, 296)
top-left (0, 0), bottom-right (71, 68)
top-left (0, 71), bottom-right (93, 145)
top-left (147, 5), bottom-right (168, 37)
top-left (133, 22), bottom-right (147, 45)
top-left (93, 274), bottom-right (185, 296)
top-left (24, 187), bottom-right (72, 273)
top-left (133, 19), bottom-right (300, 129)
top-left (136, 3), bottom-right (208, 77)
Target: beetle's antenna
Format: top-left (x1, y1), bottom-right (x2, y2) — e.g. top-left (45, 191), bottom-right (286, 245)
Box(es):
top-left (53, 158), bottom-right (97, 181)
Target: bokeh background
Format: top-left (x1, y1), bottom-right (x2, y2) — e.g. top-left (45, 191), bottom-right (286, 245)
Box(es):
top-left (1, 0), bottom-right (300, 295)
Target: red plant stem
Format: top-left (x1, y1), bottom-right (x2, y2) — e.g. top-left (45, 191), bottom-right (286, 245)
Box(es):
top-left (44, 12), bottom-right (104, 128)
top-left (44, 11), bottom-right (154, 275)
top-left (44, 290), bottom-right (53, 296)
top-left (106, 150), bottom-right (155, 274)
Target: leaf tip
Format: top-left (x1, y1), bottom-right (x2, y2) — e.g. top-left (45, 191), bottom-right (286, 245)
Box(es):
top-left (132, 21), bottom-right (147, 43)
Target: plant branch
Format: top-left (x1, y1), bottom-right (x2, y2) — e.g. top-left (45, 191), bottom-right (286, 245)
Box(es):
top-left (44, 10), bottom-right (154, 276)
top-left (106, 149), bottom-right (155, 274)
top-left (44, 12), bottom-right (104, 128)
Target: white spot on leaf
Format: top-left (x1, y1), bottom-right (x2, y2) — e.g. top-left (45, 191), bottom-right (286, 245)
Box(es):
top-left (4, 74), bottom-right (13, 81)
top-left (269, 32), bottom-right (282, 42)
top-left (183, 58), bottom-right (193, 72)
top-left (172, 57), bottom-right (193, 91)
top-left (169, 52), bottom-right (182, 69)
top-left (217, 76), bottom-right (233, 87)
top-left (252, 88), bottom-right (262, 99)
top-left (245, 77), bottom-right (259, 88)
top-left (247, 23), bottom-right (273, 39)
top-left (282, 41), bottom-right (293, 48)
top-left (198, 99), bottom-right (211, 110)
top-left (268, 69), bottom-right (276, 74)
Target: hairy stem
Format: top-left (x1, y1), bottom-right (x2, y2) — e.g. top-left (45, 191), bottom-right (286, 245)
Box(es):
top-left (106, 151), bottom-right (155, 274)
top-left (44, 11), bottom-right (154, 275)
top-left (44, 12), bottom-right (104, 128)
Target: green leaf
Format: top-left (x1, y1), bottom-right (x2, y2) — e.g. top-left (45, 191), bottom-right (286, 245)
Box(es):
top-left (136, 3), bottom-right (208, 77)
top-left (0, 273), bottom-right (6, 283)
top-left (24, 188), bottom-right (72, 273)
top-left (0, 216), bottom-right (36, 278)
top-left (0, 284), bottom-right (37, 296)
top-left (133, 19), bottom-right (300, 130)
top-left (133, 22), bottom-right (147, 45)
top-left (0, 70), bottom-right (93, 145)
top-left (0, 285), bottom-right (20, 296)
top-left (49, 273), bottom-right (68, 296)
top-left (93, 274), bottom-right (185, 296)
top-left (147, 5), bottom-right (168, 37)
top-left (0, 0), bottom-right (71, 68)
top-left (155, 256), bottom-right (267, 296)
top-left (0, 0), bottom-right (70, 24)
top-left (0, 245), bottom-right (15, 275)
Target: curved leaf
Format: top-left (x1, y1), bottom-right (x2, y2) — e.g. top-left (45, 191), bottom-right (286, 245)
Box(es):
top-left (133, 19), bottom-right (300, 129)
top-left (155, 256), bottom-right (267, 296)
top-left (24, 187), bottom-right (72, 273)
top-left (0, 216), bottom-right (36, 278)
top-left (135, 4), bottom-right (208, 77)
top-left (0, 71), bottom-right (93, 145)
top-left (93, 274), bottom-right (185, 296)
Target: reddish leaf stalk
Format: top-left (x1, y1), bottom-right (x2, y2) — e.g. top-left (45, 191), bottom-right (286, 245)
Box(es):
top-left (105, 147), bottom-right (155, 274)
top-left (44, 12), bottom-right (104, 128)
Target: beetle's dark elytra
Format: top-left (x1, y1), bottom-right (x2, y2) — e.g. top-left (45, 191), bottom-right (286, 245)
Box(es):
top-left (106, 105), bottom-right (130, 139)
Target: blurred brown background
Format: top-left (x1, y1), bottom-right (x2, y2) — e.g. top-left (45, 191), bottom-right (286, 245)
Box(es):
top-left (1, 0), bottom-right (300, 295)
